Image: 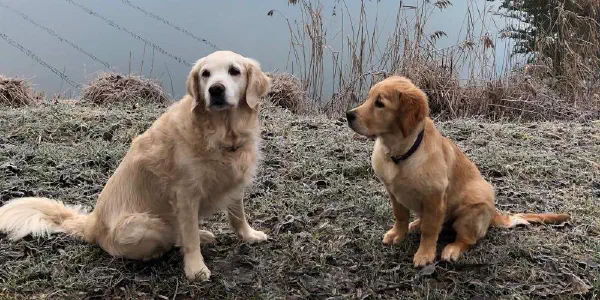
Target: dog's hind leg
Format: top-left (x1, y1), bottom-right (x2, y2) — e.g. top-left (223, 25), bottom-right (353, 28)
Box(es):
top-left (100, 213), bottom-right (174, 261)
top-left (408, 218), bottom-right (421, 232)
top-left (441, 202), bottom-right (494, 262)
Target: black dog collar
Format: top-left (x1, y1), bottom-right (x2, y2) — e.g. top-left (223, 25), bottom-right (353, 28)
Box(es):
top-left (390, 129), bottom-right (425, 164)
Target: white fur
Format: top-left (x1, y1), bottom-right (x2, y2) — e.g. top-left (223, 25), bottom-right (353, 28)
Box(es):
top-left (0, 197), bottom-right (88, 240)
top-left (197, 55), bottom-right (248, 108)
top-left (507, 214), bottom-right (531, 227)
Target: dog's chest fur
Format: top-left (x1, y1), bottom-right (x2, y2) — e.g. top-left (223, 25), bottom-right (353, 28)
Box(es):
top-left (371, 140), bottom-right (444, 214)
top-left (197, 145), bottom-right (257, 193)
top-left (193, 147), bottom-right (258, 216)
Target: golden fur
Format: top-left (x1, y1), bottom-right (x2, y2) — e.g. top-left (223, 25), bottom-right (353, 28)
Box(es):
top-left (0, 51), bottom-right (271, 281)
top-left (347, 76), bottom-right (570, 267)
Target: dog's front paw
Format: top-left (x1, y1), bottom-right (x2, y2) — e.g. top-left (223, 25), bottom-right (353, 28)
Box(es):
top-left (238, 227), bottom-right (268, 243)
top-left (184, 260), bottom-right (211, 281)
top-left (383, 227), bottom-right (406, 245)
top-left (413, 248), bottom-right (436, 267)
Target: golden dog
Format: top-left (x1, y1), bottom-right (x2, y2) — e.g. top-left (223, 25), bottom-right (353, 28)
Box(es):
top-left (0, 51), bottom-right (270, 281)
top-left (346, 76), bottom-right (569, 267)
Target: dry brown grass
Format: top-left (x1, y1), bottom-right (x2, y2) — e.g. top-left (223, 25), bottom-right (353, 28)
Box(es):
top-left (0, 75), bottom-right (41, 107)
top-left (528, 0), bottom-right (600, 100)
top-left (497, 0), bottom-right (600, 120)
top-left (266, 72), bottom-right (314, 114)
top-left (402, 64), bottom-right (593, 121)
top-left (273, 0), bottom-right (600, 121)
top-left (81, 72), bottom-right (169, 105)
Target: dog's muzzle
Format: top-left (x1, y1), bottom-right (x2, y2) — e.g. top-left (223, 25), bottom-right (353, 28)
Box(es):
top-left (208, 83), bottom-right (228, 109)
top-left (346, 110), bottom-right (359, 132)
top-left (346, 111), bottom-right (357, 124)
top-left (345, 110), bottom-right (372, 138)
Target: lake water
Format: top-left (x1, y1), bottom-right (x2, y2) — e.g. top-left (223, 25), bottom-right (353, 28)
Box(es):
top-left (0, 0), bottom-right (510, 99)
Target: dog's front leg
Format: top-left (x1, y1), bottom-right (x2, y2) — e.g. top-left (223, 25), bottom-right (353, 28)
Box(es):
top-left (383, 191), bottom-right (410, 245)
top-left (413, 192), bottom-right (445, 267)
top-left (176, 191), bottom-right (210, 281)
top-left (227, 195), bottom-right (268, 243)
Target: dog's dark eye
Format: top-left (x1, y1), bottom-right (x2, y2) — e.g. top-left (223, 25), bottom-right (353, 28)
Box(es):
top-left (201, 70), bottom-right (210, 78)
top-left (229, 66), bottom-right (240, 76)
top-left (374, 98), bottom-right (385, 108)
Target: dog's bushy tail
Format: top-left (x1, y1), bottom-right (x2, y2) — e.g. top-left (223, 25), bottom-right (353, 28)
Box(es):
top-left (0, 197), bottom-right (90, 241)
top-left (491, 210), bottom-right (569, 228)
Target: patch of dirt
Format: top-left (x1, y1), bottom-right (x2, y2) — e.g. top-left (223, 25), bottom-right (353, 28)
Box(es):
top-left (0, 103), bottom-right (598, 299)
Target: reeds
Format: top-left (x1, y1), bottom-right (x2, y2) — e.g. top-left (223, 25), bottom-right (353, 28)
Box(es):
top-left (273, 0), bottom-right (599, 120)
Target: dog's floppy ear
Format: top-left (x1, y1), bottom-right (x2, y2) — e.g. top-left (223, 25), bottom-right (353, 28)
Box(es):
top-left (186, 58), bottom-right (204, 110)
top-left (244, 58), bottom-right (270, 109)
top-left (395, 78), bottom-right (429, 137)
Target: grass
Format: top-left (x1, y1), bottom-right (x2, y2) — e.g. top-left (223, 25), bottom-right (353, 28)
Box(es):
top-left (0, 1), bottom-right (598, 298)
top-left (0, 102), bottom-right (598, 299)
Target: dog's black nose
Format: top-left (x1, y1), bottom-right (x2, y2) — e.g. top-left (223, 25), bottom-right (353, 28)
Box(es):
top-left (209, 83), bottom-right (225, 96)
top-left (346, 111), bottom-right (356, 123)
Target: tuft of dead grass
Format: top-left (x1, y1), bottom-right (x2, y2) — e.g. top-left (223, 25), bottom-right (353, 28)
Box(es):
top-left (81, 72), bottom-right (169, 105)
top-left (266, 72), bottom-right (314, 114)
top-left (0, 75), bottom-right (41, 107)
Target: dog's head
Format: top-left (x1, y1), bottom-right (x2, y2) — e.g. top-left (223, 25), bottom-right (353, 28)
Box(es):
top-left (346, 76), bottom-right (429, 138)
top-left (186, 51), bottom-right (270, 111)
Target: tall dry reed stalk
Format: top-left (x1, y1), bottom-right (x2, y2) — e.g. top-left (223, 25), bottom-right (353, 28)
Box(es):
top-left (271, 0), bottom-right (599, 120)
top-left (526, 0), bottom-right (600, 113)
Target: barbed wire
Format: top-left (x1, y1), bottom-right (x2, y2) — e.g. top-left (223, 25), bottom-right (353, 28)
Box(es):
top-left (0, 1), bottom-right (111, 69)
top-left (62, 0), bottom-right (192, 67)
top-left (120, 0), bottom-right (219, 50)
top-left (0, 31), bottom-right (82, 89)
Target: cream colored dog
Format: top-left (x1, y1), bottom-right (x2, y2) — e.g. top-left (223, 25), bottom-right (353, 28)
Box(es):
top-left (0, 50), bottom-right (270, 281)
